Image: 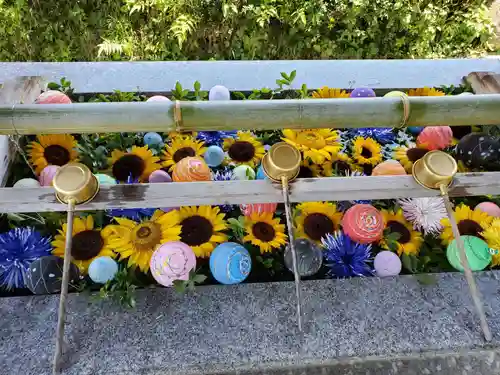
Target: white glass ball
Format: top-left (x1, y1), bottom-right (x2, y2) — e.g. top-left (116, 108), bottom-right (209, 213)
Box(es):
top-left (232, 165), bottom-right (255, 180)
top-left (209, 85), bottom-right (230, 101)
top-left (374, 251), bottom-right (402, 277)
top-left (88, 256), bottom-right (119, 284)
top-left (13, 178), bottom-right (40, 188)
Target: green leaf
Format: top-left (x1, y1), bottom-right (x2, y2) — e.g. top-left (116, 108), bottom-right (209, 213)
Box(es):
top-left (401, 253), bottom-right (414, 273)
top-left (280, 72), bottom-right (290, 80)
top-left (173, 280), bottom-right (186, 293)
top-left (194, 81), bottom-right (201, 91)
top-left (47, 82), bottom-right (60, 90)
top-left (289, 70), bottom-right (296, 82)
top-left (415, 274), bottom-right (437, 286)
top-left (193, 274), bottom-right (207, 284)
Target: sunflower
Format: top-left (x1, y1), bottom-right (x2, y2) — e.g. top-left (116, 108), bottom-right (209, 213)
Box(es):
top-left (28, 134), bottom-right (79, 174)
top-left (322, 152), bottom-right (356, 176)
top-left (311, 87), bottom-right (350, 99)
top-left (110, 145), bottom-right (160, 183)
top-left (102, 210), bottom-right (182, 272)
top-left (52, 215), bottom-right (115, 274)
top-left (243, 212), bottom-right (287, 253)
top-left (295, 202), bottom-right (343, 243)
top-left (178, 206), bottom-right (228, 257)
top-left (297, 158), bottom-right (322, 178)
top-left (440, 204), bottom-right (493, 246)
top-left (481, 218), bottom-right (500, 266)
top-left (162, 136), bottom-right (207, 172)
top-left (282, 129), bottom-right (341, 164)
top-left (393, 145), bottom-right (429, 173)
top-left (352, 137), bottom-right (383, 167)
top-left (407, 87), bottom-right (445, 97)
top-left (167, 131), bottom-right (198, 140)
top-left (380, 209), bottom-right (423, 256)
top-left (223, 131), bottom-right (265, 168)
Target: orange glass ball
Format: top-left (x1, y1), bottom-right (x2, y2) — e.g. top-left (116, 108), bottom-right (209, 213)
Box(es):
top-left (371, 160), bottom-right (406, 176)
top-left (172, 157), bottom-right (211, 182)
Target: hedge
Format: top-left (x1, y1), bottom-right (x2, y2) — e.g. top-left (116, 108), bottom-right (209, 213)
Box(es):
top-left (0, 0), bottom-right (496, 62)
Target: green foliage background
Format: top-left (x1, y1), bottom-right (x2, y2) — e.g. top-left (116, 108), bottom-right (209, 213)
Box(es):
top-left (0, 0), bottom-right (496, 61)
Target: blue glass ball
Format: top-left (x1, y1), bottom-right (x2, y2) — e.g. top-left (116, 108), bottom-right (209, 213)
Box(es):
top-left (350, 87), bottom-right (376, 98)
top-left (88, 256), bottom-right (118, 284)
top-left (95, 174), bottom-right (117, 185)
top-left (144, 132), bottom-right (163, 147)
top-left (210, 242), bottom-right (251, 284)
top-left (256, 165), bottom-right (267, 180)
top-left (408, 127), bottom-right (424, 135)
top-left (204, 145), bottom-right (225, 167)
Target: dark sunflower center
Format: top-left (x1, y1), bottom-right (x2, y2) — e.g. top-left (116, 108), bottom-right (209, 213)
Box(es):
top-left (180, 215), bottom-right (213, 246)
top-left (252, 222), bottom-right (276, 242)
top-left (361, 147), bottom-right (372, 159)
top-left (71, 230), bottom-right (104, 260)
top-left (173, 147), bottom-right (196, 163)
top-left (137, 226), bottom-right (151, 238)
top-left (44, 145), bottom-right (70, 166)
top-left (451, 126), bottom-right (472, 140)
top-left (362, 164), bottom-right (373, 176)
top-left (458, 219), bottom-right (483, 238)
top-left (406, 148), bottom-right (428, 162)
top-left (298, 166), bottom-right (314, 178)
top-left (334, 161), bottom-right (351, 175)
top-left (387, 221), bottom-right (411, 244)
top-left (228, 141), bottom-right (255, 162)
top-left (112, 154), bottom-right (145, 182)
top-left (304, 213), bottom-right (335, 241)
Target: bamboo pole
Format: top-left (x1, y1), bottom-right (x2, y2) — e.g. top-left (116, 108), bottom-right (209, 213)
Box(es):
top-left (1, 95), bottom-right (500, 134)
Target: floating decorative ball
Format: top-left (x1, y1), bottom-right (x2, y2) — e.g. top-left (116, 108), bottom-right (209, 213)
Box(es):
top-left (446, 235), bottom-right (491, 272)
top-left (256, 165), bottom-right (267, 180)
top-left (39, 165), bottom-right (60, 186)
top-left (284, 238), bottom-right (323, 277)
top-left (384, 91), bottom-right (406, 98)
top-left (371, 160), bottom-right (406, 176)
top-left (13, 178), bottom-right (40, 188)
top-left (95, 173), bottom-right (117, 185)
top-left (342, 204), bottom-right (384, 244)
top-left (458, 92), bottom-right (474, 96)
top-left (146, 95), bottom-right (171, 102)
top-left (150, 242), bottom-right (196, 287)
top-left (172, 157), bottom-right (211, 182)
top-left (88, 256), bottom-right (118, 284)
top-left (26, 256), bottom-right (80, 294)
top-left (204, 145), bottom-right (225, 167)
top-left (374, 251), bottom-right (402, 277)
top-left (456, 133), bottom-right (500, 170)
top-left (210, 242), bottom-right (251, 285)
top-left (408, 127), bottom-right (424, 135)
top-left (35, 90), bottom-right (72, 104)
top-left (350, 87), bottom-right (376, 98)
top-left (240, 203), bottom-right (278, 217)
top-left (416, 126), bottom-right (453, 150)
top-left (143, 132), bottom-right (163, 147)
top-left (232, 165), bottom-right (256, 180)
top-left (475, 202), bottom-right (500, 218)
top-left (209, 85), bottom-right (230, 101)
top-left (149, 169), bottom-right (172, 183)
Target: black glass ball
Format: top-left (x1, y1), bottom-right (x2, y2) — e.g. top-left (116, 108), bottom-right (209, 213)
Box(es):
top-left (456, 133), bottom-right (500, 170)
top-left (25, 256), bottom-right (80, 295)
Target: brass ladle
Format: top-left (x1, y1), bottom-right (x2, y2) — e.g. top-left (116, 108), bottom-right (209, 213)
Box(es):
top-left (52, 163), bottom-right (100, 374)
top-left (412, 150), bottom-right (492, 342)
top-left (262, 142), bottom-right (303, 331)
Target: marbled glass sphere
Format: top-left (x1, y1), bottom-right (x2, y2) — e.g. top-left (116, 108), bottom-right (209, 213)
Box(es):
top-left (284, 238), bottom-right (323, 277)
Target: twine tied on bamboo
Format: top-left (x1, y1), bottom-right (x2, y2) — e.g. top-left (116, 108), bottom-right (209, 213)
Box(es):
top-left (51, 163), bottom-right (100, 374)
top-left (261, 142), bottom-right (304, 331)
top-left (412, 150), bottom-right (492, 342)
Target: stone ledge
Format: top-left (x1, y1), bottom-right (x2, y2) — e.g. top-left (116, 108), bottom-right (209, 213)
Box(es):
top-left (1, 272), bottom-right (500, 375)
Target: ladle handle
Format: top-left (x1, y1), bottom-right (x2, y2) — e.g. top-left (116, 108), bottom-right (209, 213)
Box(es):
top-left (281, 176), bottom-right (303, 332)
top-left (439, 185), bottom-right (492, 342)
top-left (53, 198), bottom-right (76, 374)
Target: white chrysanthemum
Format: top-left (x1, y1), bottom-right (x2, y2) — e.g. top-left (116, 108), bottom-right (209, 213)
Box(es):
top-left (397, 197), bottom-right (447, 236)
top-left (396, 131), bottom-right (415, 147)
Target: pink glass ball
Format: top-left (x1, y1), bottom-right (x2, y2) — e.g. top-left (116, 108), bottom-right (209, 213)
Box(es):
top-left (39, 165), bottom-right (60, 186)
top-left (417, 126), bottom-right (453, 150)
top-left (475, 202), bottom-right (500, 218)
top-left (35, 90), bottom-right (72, 104)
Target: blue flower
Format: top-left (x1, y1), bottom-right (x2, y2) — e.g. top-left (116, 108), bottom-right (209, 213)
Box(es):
top-left (347, 128), bottom-right (395, 144)
top-left (322, 231), bottom-right (373, 278)
top-left (197, 131), bottom-right (237, 146)
top-left (0, 227), bottom-right (52, 290)
top-left (212, 168), bottom-right (233, 213)
top-left (107, 174), bottom-right (156, 220)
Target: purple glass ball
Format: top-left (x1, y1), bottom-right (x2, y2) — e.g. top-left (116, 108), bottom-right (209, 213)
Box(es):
top-left (374, 251), bottom-right (401, 277)
top-left (350, 88), bottom-right (376, 98)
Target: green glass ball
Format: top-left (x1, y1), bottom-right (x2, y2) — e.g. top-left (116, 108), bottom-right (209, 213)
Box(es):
top-left (446, 235), bottom-right (491, 272)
